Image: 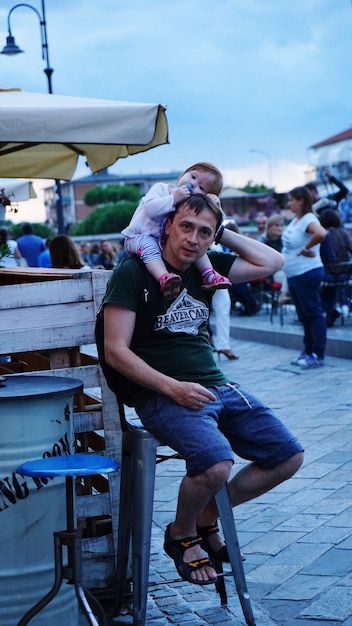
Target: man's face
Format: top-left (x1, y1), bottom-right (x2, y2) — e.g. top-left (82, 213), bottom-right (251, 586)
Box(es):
top-left (309, 187), bottom-right (319, 202)
top-left (163, 204), bottom-right (217, 270)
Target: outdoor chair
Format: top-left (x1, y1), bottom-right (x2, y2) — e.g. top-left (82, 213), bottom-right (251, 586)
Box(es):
top-left (322, 278), bottom-right (350, 325)
top-left (250, 277), bottom-right (283, 324)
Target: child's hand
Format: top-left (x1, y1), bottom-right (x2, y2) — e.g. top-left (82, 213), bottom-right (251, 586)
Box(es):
top-left (174, 185), bottom-right (192, 204)
top-left (207, 193), bottom-right (221, 209)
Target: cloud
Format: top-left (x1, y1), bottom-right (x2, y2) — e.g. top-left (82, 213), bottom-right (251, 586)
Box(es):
top-left (1, 0), bottom-right (351, 221)
top-left (223, 159), bottom-right (310, 193)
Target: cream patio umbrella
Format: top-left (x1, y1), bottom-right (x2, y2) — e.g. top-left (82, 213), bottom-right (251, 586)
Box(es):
top-left (0, 88), bottom-right (169, 180)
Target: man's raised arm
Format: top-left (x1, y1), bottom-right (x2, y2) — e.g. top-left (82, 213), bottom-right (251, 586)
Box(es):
top-left (217, 227), bottom-right (284, 284)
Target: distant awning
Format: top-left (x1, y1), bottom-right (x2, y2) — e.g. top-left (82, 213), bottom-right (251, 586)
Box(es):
top-left (220, 186), bottom-right (249, 199)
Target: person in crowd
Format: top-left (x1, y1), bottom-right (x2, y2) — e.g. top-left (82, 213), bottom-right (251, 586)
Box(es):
top-left (38, 238), bottom-right (52, 268)
top-left (95, 240), bottom-right (119, 270)
top-left (121, 162), bottom-right (231, 300)
top-left (89, 243), bottom-right (101, 267)
top-left (306, 167), bottom-right (348, 216)
top-left (16, 222), bottom-right (45, 267)
top-left (0, 227), bottom-right (22, 267)
top-left (262, 214), bottom-right (284, 252)
top-left (252, 212), bottom-right (268, 242)
top-left (116, 238), bottom-right (129, 263)
top-left (80, 241), bottom-right (93, 267)
top-left (101, 192), bottom-right (303, 586)
top-left (219, 220), bottom-right (261, 316)
top-left (210, 288), bottom-right (239, 360)
top-left (319, 208), bottom-right (352, 326)
top-left (262, 214), bottom-right (290, 304)
top-left (209, 239), bottom-right (239, 360)
top-left (49, 234), bottom-right (90, 271)
top-left (281, 187), bottom-right (327, 368)
top-left (230, 282), bottom-right (261, 316)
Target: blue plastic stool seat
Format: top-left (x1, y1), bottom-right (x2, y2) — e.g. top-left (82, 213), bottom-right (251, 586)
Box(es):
top-left (16, 454), bottom-right (119, 626)
top-left (17, 453), bottom-right (119, 477)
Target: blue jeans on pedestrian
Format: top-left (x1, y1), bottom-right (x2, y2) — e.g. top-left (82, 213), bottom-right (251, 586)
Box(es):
top-left (288, 267), bottom-right (326, 359)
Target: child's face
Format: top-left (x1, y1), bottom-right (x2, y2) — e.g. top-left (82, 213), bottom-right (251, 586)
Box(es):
top-left (178, 169), bottom-right (217, 195)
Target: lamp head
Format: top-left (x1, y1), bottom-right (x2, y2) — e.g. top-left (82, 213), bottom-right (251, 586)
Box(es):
top-left (1, 35), bottom-right (24, 56)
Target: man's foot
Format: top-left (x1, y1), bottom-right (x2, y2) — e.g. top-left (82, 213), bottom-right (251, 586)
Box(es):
top-left (197, 524), bottom-right (246, 562)
top-left (201, 269), bottom-right (232, 291)
top-left (164, 523), bottom-right (217, 585)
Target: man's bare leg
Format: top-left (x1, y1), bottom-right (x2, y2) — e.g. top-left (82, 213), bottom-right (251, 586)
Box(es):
top-left (169, 452), bottom-right (303, 582)
top-left (169, 460), bottom-right (232, 583)
top-left (195, 452), bottom-right (304, 562)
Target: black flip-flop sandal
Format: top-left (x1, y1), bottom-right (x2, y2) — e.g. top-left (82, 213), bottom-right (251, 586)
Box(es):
top-left (164, 523), bottom-right (217, 585)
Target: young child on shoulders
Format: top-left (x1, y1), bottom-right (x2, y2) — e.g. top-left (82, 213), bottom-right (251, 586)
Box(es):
top-left (121, 162), bottom-right (231, 300)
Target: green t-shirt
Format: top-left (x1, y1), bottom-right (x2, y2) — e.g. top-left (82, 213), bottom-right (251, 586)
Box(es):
top-left (102, 251), bottom-right (235, 410)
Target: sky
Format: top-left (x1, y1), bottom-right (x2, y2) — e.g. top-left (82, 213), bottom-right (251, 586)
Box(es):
top-left (1, 0), bottom-right (352, 222)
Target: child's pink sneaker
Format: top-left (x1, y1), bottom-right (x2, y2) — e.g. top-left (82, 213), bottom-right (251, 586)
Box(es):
top-left (201, 269), bottom-right (231, 291)
top-left (160, 272), bottom-right (182, 301)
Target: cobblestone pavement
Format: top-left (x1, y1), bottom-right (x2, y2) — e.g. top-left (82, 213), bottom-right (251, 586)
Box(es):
top-left (97, 331), bottom-right (352, 626)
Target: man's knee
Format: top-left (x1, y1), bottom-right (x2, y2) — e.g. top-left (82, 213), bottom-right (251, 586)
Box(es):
top-left (200, 460), bottom-right (233, 490)
top-left (278, 451), bottom-right (304, 480)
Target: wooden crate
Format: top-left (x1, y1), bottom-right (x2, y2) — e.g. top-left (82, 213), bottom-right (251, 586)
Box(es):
top-left (0, 268), bottom-right (120, 591)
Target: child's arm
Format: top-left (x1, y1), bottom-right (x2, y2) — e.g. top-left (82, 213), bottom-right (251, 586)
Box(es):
top-left (143, 182), bottom-right (190, 218)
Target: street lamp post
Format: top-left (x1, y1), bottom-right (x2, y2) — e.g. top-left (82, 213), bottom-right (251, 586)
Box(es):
top-left (250, 149), bottom-right (273, 189)
top-left (1, 0), bottom-right (65, 233)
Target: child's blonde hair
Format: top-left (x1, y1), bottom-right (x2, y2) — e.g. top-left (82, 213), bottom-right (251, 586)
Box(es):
top-left (179, 162), bottom-right (223, 196)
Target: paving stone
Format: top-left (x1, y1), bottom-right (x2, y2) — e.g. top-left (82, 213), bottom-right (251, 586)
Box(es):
top-left (298, 525), bottom-right (352, 545)
top-left (299, 586), bottom-right (352, 620)
top-left (302, 548), bottom-right (352, 577)
top-left (265, 573), bottom-right (338, 600)
top-left (244, 530), bottom-right (305, 556)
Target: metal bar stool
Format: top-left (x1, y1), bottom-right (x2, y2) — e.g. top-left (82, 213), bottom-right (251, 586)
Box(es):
top-left (15, 454), bottom-right (119, 626)
top-left (114, 400), bottom-right (256, 626)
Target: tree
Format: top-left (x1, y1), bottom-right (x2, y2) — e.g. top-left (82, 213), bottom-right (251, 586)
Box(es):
top-left (9, 221), bottom-right (54, 240)
top-left (240, 181), bottom-right (274, 194)
top-left (70, 184), bottom-right (141, 236)
top-left (84, 184), bottom-right (140, 206)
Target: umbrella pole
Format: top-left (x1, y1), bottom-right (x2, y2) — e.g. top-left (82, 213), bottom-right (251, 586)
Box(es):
top-left (55, 180), bottom-right (65, 234)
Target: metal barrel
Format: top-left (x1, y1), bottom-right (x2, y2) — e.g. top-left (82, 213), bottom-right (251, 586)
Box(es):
top-left (0, 375), bottom-right (83, 625)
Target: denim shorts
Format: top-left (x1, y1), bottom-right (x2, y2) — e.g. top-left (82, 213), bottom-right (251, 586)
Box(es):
top-left (138, 382), bottom-right (303, 477)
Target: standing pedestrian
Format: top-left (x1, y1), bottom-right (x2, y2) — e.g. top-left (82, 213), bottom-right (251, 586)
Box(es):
top-left (282, 187), bottom-right (327, 368)
top-left (16, 223), bottom-right (45, 267)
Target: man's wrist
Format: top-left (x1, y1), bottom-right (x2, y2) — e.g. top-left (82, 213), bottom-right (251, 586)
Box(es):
top-left (214, 224), bottom-right (225, 244)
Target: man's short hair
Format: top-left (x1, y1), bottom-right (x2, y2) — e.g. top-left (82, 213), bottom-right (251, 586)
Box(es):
top-left (305, 182), bottom-right (318, 194)
top-left (174, 193), bottom-right (223, 231)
